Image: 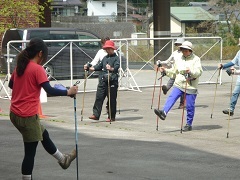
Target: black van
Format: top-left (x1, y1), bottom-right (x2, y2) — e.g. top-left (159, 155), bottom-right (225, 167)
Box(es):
top-left (0, 28), bottom-right (101, 79)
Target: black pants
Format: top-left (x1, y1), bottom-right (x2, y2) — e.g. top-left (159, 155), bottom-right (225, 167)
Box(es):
top-left (93, 80), bottom-right (118, 119)
top-left (22, 130), bottom-right (57, 175)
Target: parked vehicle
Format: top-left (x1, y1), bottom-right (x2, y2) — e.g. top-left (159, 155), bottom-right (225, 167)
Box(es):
top-left (0, 28), bottom-right (101, 79)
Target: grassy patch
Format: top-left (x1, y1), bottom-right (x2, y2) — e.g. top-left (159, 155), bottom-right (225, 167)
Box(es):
top-left (43, 119), bottom-right (65, 123)
top-left (0, 113), bottom-right (9, 117)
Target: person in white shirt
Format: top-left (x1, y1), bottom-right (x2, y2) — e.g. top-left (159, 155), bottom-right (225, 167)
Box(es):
top-left (156, 38), bottom-right (185, 108)
top-left (89, 37), bottom-right (110, 66)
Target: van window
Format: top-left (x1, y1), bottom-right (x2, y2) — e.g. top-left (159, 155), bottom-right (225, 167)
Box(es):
top-left (49, 31), bottom-right (78, 47)
top-left (77, 32), bottom-right (99, 49)
top-left (29, 30), bottom-right (51, 40)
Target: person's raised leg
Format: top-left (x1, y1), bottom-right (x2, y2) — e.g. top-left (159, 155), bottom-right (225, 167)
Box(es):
top-left (41, 129), bottom-right (76, 170)
top-left (163, 87), bottom-right (183, 113)
top-left (154, 87), bottom-right (183, 120)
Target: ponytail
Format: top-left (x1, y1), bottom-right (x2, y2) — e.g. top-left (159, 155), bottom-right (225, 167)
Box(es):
top-left (16, 49), bottom-right (30, 76)
top-left (16, 38), bottom-right (48, 76)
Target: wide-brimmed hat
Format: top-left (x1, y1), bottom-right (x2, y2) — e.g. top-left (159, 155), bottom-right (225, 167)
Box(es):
top-left (179, 41), bottom-right (193, 51)
top-left (174, 38), bottom-right (185, 45)
top-left (103, 40), bottom-right (116, 50)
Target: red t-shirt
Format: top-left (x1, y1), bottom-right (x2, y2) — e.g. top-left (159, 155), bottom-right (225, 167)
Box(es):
top-left (10, 61), bottom-right (49, 117)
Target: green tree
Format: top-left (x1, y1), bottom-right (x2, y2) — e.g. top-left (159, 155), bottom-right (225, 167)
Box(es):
top-left (0, 0), bottom-right (51, 34)
top-left (206, 0), bottom-right (240, 45)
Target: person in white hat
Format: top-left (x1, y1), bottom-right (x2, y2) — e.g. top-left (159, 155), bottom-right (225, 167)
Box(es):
top-left (154, 41), bottom-right (203, 131)
top-left (218, 40), bottom-right (240, 116)
top-left (156, 37), bottom-right (185, 108)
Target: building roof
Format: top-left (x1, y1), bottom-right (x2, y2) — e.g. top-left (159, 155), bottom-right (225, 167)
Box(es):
top-left (52, 0), bottom-right (82, 7)
top-left (188, 2), bottom-right (209, 6)
top-left (171, 7), bottom-right (216, 22)
top-left (129, 14), bottom-right (148, 21)
top-left (89, 0), bottom-right (117, 1)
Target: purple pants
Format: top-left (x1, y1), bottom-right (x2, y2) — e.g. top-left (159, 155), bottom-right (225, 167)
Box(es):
top-left (162, 87), bottom-right (197, 125)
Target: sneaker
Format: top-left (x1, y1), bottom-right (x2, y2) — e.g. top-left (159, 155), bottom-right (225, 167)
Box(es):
top-left (162, 85), bottom-right (168, 95)
top-left (222, 109), bottom-right (234, 116)
top-left (183, 124), bottom-right (192, 131)
top-left (154, 109), bottom-right (166, 120)
top-left (59, 149), bottom-right (76, 170)
top-left (106, 118), bottom-right (115, 122)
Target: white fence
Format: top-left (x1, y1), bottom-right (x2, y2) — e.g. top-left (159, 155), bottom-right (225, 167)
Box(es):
top-left (0, 37), bottom-right (222, 98)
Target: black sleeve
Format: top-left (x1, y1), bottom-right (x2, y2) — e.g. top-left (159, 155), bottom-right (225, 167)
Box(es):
top-left (8, 79), bottom-right (13, 89)
top-left (113, 56), bottom-right (120, 73)
top-left (41, 81), bottom-right (68, 96)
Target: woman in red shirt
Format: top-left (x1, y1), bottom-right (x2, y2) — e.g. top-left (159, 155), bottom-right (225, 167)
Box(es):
top-left (9, 38), bottom-right (78, 180)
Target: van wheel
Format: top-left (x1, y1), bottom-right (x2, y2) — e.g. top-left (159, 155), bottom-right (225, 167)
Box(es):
top-left (44, 65), bottom-right (54, 80)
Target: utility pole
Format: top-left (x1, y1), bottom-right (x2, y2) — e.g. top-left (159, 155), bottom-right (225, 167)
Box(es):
top-left (153, 0), bottom-right (171, 61)
top-left (125, 0), bottom-right (128, 22)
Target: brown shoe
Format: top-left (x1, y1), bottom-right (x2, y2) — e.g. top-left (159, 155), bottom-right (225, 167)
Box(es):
top-left (89, 115), bottom-right (99, 120)
top-left (106, 118), bottom-right (115, 122)
top-left (178, 104), bottom-right (185, 109)
top-left (59, 149), bottom-right (76, 170)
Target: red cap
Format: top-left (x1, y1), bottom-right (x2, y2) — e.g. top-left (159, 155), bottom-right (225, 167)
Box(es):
top-left (103, 40), bottom-right (116, 50)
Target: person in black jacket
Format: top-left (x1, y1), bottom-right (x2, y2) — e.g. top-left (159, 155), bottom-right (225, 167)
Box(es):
top-left (84, 40), bottom-right (120, 122)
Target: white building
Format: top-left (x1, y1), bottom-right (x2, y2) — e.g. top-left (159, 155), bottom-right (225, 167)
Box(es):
top-left (87, 0), bottom-right (118, 16)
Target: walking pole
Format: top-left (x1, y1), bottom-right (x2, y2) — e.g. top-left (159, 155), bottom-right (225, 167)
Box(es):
top-left (227, 71), bottom-right (234, 138)
top-left (118, 88), bottom-right (120, 114)
top-left (116, 77), bottom-right (120, 114)
top-left (156, 71), bottom-right (165, 131)
top-left (180, 74), bottom-right (189, 133)
top-left (73, 80), bottom-right (80, 180)
top-left (108, 69), bottom-right (112, 124)
top-left (81, 70), bottom-right (88, 121)
top-left (210, 69), bottom-right (221, 118)
top-left (151, 63), bottom-right (160, 109)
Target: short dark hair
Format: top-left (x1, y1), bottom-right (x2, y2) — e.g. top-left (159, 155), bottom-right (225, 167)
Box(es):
top-left (101, 36), bottom-right (110, 45)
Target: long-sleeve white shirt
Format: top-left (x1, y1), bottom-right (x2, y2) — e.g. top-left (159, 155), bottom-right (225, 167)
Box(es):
top-left (90, 49), bottom-right (108, 66)
top-left (161, 50), bottom-right (182, 67)
top-left (91, 49), bottom-right (119, 66)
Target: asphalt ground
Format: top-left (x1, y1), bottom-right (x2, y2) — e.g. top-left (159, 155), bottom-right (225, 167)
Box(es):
top-left (1, 61), bottom-right (240, 179)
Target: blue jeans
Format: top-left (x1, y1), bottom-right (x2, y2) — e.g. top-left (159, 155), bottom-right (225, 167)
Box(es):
top-left (229, 82), bottom-right (240, 111)
top-left (162, 87), bottom-right (197, 126)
